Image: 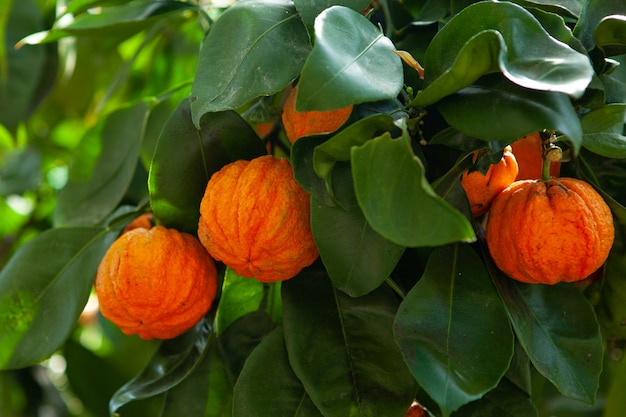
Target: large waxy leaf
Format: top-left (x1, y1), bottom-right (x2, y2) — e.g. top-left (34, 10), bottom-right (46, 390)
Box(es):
top-left (593, 15), bottom-right (626, 57)
top-left (581, 104), bottom-right (626, 158)
top-left (351, 129), bottom-right (475, 247)
top-left (215, 268), bottom-right (282, 336)
top-left (160, 341), bottom-right (233, 417)
top-left (110, 320), bottom-right (212, 415)
top-left (282, 269), bottom-right (416, 417)
top-left (453, 377), bottom-right (537, 417)
top-left (311, 163), bottom-right (405, 297)
top-left (492, 275), bottom-right (603, 404)
top-left (18, 1), bottom-right (197, 46)
top-left (233, 328), bottom-right (324, 417)
top-left (190, 0), bottom-right (310, 125)
top-left (0, 227), bottom-right (116, 369)
top-left (412, 1), bottom-right (592, 107)
top-left (394, 244), bottom-right (514, 417)
top-left (436, 74), bottom-right (583, 151)
top-left (294, 0), bottom-right (371, 29)
top-left (148, 98), bottom-right (266, 233)
top-left (574, 0), bottom-right (626, 51)
top-left (1, 0), bottom-right (48, 134)
top-left (295, 6), bottom-right (403, 111)
top-left (54, 99), bottom-right (151, 227)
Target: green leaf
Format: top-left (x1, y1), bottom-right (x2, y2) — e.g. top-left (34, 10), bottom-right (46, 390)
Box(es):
top-left (605, 346), bottom-right (626, 417)
top-left (215, 268), bottom-right (282, 337)
top-left (594, 197), bottom-right (626, 339)
top-left (296, 6), bottom-right (403, 111)
top-left (0, 146), bottom-right (42, 195)
top-left (311, 163), bottom-right (405, 297)
top-left (492, 276), bottom-right (603, 404)
top-left (0, 227), bottom-right (116, 369)
top-left (436, 74), bottom-right (583, 151)
top-left (54, 100), bottom-right (151, 227)
top-left (233, 327), bottom-right (324, 417)
top-left (148, 98), bottom-right (266, 233)
top-left (581, 104), bottom-right (626, 159)
top-left (453, 377), bottom-right (537, 417)
top-left (509, 0), bottom-right (581, 18)
top-left (294, 0), bottom-right (371, 29)
top-left (573, 0), bottom-right (626, 51)
top-left (394, 244), bottom-right (514, 417)
top-left (282, 269), bottom-right (416, 417)
top-left (593, 15), bottom-right (626, 57)
top-left (0, 0), bottom-right (48, 134)
top-left (160, 340), bottom-right (233, 417)
top-left (291, 135), bottom-right (336, 206)
top-left (582, 133), bottom-right (626, 159)
top-left (312, 114), bottom-right (397, 190)
top-left (18, 1), bottom-right (198, 46)
top-left (110, 320), bottom-right (212, 415)
top-left (412, 1), bottom-right (592, 106)
top-left (351, 129), bottom-right (475, 247)
top-left (190, 0), bottom-right (310, 125)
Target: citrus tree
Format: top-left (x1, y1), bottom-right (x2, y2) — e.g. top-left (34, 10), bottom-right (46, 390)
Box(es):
top-left (2, 0), bottom-right (626, 416)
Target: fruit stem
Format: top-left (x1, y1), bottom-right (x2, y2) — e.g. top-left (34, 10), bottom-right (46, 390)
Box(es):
top-left (541, 158), bottom-right (552, 182)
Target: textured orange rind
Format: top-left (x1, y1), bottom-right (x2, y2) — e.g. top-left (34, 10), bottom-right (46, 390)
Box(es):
top-left (95, 226), bottom-right (218, 340)
top-left (198, 155), bottom-right (318, 283)
top-left (486, 178), bottom-right (614, 284)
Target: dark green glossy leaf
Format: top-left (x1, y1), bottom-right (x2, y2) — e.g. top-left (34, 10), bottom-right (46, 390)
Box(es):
top-left (0, 0), bottom-right (48, 134)
top-left (282, 269), bottom-right (416, 417)
top-left (148, 98), bottom-right (266, 233)
top-left (413, 1), bottom-right (592, 106)
top-left (436, 75), bottom-right (583, 151)
top-left (581, 103), bottom-right (626, 134)
top-left (582, 133), bottom-right (626, 158)
top-left (291, 135), bottom-right (335, 206)
top-left (509, 0), bottom-right (581, 18)
top-left (0, 146), bottom-right (42, 195)
top-left (54, 100), bottom-right (151, 227)
top-left (233, 327), bottom-right (324, 417)
top-left (351, 129), bottom-right (475, 247)
top-left (0, 227), bottom-right (116, 369)
top-left (594, 15), bottom-right (626, 57)
top-left (492, 276), bottom-right (603, 404)
top-left (215, 268), bottom-right (282, 336)
top-left (19, 1), bottom-right (197, 45)
top-left (294, 0), bottom-right (371, 29)
top-left (313, 114), bottom-right (397, 190)
top-left (190, 0), bottom-right (310, 124)
top-left (161, 340), bottom-right (233, 417)
top-left (394, 244), bottom-right (514, 417)
top-left (594, 196), bottom-right (626, 339)
top-left (577, 148), bottom-right (626, 206)
top-left (311, 163), bottom-right (405, 297)
top-left (217, 310), bottom-right (275, 383)
top-left (296, 6), bottom-right (403, 111)
top-left (574, 0), bottom-right (626, 51)
top-left (110, 320), bottom-right (212, 415)
top-left (453, 377), bottom-right (537, 417)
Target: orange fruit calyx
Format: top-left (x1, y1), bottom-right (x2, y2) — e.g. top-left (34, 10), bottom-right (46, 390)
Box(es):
top-left (95, 225), bottom-right (218, 340)
top-left (281, 85), bottom-right (353, 144)
top-left (486, 177), bottom-right (614, 285)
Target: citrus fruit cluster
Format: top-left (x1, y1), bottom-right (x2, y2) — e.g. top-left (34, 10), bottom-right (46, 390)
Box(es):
top-left (461, 133), bottom-right (615, 285)
top-left (94, 154), bottom-right (318, 340)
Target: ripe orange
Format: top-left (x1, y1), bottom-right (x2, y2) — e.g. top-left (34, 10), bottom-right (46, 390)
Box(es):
top-left (198, 155), bottom-right (318, 283)
top-left (122, 212), bottom-right (153, 234)
top-left (405, 401), bottom-right (427, 417)
top-left (95, 226), bottom-right (218, 340)
top-left (511, 132), bottom-right (560, 180)
top-left (486, 178), bottom-right (614, 284)
top-left (461, 145), bottom-right (519, 217)
top-left (281, 85), bottom-right (353, 143)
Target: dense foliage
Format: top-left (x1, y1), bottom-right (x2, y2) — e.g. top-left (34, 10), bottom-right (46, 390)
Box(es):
top-left (2, 0), bottom-right (626, 416)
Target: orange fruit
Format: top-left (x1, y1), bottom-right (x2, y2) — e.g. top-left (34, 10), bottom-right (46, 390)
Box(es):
top-left (198, 155), bottom-right (318, 283)
top-left (486, 178), bottom-right (614, 284)
top-left (122, 212), bottom-right (153, 234)
top-left (511, 132), bottom-right (560, 180)
top-left (95, 226), bottom-right (218, 340)
top-left (281, 85), bottom-right (353, 143)
top-left (405, 401), bottom-right (427, 417)
top-left (461, 145), bottom-right (519, 217)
